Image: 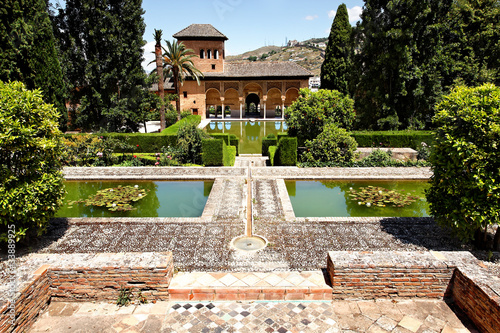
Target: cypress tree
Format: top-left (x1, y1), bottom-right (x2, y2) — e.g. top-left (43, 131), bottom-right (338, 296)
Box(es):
top-left (320, 3), bottom-right (353, 95)
top-left (52, 0), bottom-right (147, 132)
top-left (0, 0), bottom-right (67, 129)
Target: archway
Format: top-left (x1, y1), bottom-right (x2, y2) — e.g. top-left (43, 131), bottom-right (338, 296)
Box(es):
top-left (245, 93), bottom-right (260, 117)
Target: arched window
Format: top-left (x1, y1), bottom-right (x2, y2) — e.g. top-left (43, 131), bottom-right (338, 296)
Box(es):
top-left (207, 49), bottom-right (212, 59)
top-left (214, 50), bottom-right (219, 59)
top-left (200, 49), bottom-right (205, 59)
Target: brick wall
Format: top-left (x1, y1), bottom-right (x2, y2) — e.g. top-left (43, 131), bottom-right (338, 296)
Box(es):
top-left (327, 251), bottom-right (455, 299)
top-left (0, 252), bottom-right (174, 333)
top-left (449, 268), bottom-right (500, 333)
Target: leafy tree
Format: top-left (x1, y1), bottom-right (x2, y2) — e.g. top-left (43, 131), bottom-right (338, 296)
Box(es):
top-left (0, 0), bottom-right (67, 130)
top-left (427, 84), bottom-right (500, 249)
top-left (0, 81), bottom-right (65, 243)
top-left (320, 3), bottom-right (353, 95)
top-left (285, 89), bottom-right (355, 144)
top-left (176, 122), bottom-right (209, 165)
top-left (162, 40), bottom-right (203, 120)
top-left (302, 123), bottom-right (357, 165)
top-left (353, 0), bottom-right (453, 129)
top-left (51, 0), bottom-right (147, 132)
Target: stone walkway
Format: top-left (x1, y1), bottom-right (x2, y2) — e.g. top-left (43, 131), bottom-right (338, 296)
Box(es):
top-left (29, 299), bottom-right (477, 333)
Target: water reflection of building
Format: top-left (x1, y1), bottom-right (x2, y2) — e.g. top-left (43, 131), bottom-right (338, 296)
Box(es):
top-left (157, 24), bottom-right (313, 120)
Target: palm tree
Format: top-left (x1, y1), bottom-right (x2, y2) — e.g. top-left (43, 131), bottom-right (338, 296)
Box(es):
top-left (153, 29), bottom-right (166, 131)
top-left (162, 40), bottom-right (203, 120)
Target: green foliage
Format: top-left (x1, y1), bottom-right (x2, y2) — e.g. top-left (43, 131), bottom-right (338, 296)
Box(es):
top-left (117, 287), bottom-right (132, 307)
top-left (302, 123), bottom-right (357, 165)
top-left (202, 139), bottom-right (223, 166)
top-left (51, 0), bottom-right (146, 131)
top-left (70, 185), bottom-right (149, 212)
top-left (285, 89), bottom-right (355, 144)
top-left (275, 137), bottom-right (298, 166)
top-left (161, 115), bottom-right (201, 135)
top-left (277, 132), bottom-right (289, 142)
top-left (61, 134), bottom-right (131, 166)
top-left (427, 84), bottom-right (500, 244)
top-left (229, 134), bottom-right (239, 156)
top-left (321, 3), bottom-right (353, 95)
top-left (248, 56), bottom-right (257, 62)
top-left (0, 81), bottom-right (65, 242)
top-left (262, 134), bottom-right (278, 157)
top-left (180, 110), bottom-right (192, 119)
top-left (0, 0), bottom-right (67, 130)
top-left (351, 131), bottom-right (434, 150)
top-left (176, 122), bottom-right (208, 164)
top-left (268, 146), bottom-right (278, 166)
top-left (223, 144), bottom-right (236, 167)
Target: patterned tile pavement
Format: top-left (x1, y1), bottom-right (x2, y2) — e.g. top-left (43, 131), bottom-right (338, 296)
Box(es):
top-left (29, 299), bottom-right (478, 333)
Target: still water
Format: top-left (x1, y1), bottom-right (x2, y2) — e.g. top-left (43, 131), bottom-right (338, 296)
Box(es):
top-left (205, 121), bottom-right (287, 154)
top-left (286, 180), bottom-right (429, 217)
top-left (57, 180), bottom-right (213, 218)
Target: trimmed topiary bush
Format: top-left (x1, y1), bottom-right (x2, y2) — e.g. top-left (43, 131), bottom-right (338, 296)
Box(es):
top-left (302, 123), bottom-right (358, 165)
top-left (268, 146), bottom-right (277, 166)
top-left (0, 81), bottom-right (65, 243)
top-left (202, 139), bottom-right (223, 166)
top-left (223, 144), bottom-right (236, 166)
top-left (427, 84), bottom-right (500, 249)
top-left (275, 137), bottom-right (298, 166)
top-left (262, 134), bottom-right (278, 156)
top-left (229, 134), bottom-right (239, 156)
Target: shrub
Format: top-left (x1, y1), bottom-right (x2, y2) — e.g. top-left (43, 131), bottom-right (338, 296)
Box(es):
top-left (223, 144), bottom-right (236, 166)
top-left (229, 134), bottom-right (239, 156)
top-left (176, 122), bottom-right (208, 165)
top-left (277, 132), bottom-right (289, 143)
top-left (351, 131), bottom-right (434, 149)
top-left (275, 137), bottom-right (298, 166)
top-left (427, 84), bottom-right (500, 249)
top-left (161, 115), bottom-right (201, 135)
top-left (262, 134), bottom-right (278, 156)
top-left (302, 124), bottom-right (357, 165)
top-left (202, 139), bottom-right (223, 166)
top-left (61, 134), bottom-right (128, 166)
top-left (268, 146), bottom-right (277, 166)
top-left (0, 81), bottom-right (65, 242)
top-left (165, 108), bottom-right (178, 128)
top-left (180, 110), bottom-right (192, 119)
top-left (285, 88), bottom-right (355, 144)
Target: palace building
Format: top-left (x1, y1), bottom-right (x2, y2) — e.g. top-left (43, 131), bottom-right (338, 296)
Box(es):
top-left (163, 24), bottom-right (313, 120)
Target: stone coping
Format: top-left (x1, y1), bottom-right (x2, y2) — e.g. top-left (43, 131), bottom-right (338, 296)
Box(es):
top-left (63, 166), bottom-right (432, 180)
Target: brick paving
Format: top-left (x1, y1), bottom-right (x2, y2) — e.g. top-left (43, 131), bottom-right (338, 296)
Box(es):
top-left (29, 299), bottom-right (478, 333)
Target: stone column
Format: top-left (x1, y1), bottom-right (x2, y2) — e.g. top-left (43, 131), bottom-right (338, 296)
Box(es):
top-left (239, 97), bottom-right (243, 119)
top-left (263, 95), bottom-right (267, 119)
top-left (281, 95), bottom-right (286, 120)
top-left (220, 97), bottom-right (225, 119)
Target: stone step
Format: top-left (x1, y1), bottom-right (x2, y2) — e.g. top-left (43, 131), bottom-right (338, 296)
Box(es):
top-left (168, 271), bottom-right (332, 301)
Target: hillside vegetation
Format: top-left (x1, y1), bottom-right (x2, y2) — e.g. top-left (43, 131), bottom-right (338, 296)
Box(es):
top-left (227, 41), bottom-right (326, 76)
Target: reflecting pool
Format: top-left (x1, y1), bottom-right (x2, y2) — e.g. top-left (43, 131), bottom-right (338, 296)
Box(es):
top-left (286, 180), bottom-right (429, 217)
top-left (205, 121), bottom-right (287, 154)
top-left (57, 180), bottom-right (214, 218)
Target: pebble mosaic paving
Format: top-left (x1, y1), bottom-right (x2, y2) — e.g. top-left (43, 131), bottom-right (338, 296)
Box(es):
top-left (29, 299), bottom-right (478, 333)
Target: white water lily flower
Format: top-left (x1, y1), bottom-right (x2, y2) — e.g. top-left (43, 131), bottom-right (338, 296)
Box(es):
top-left (366, 202), bottom-right (371, 207)
top-left (134, 185), bottom-right (139, 188)
top-left (138, 194), bottom-right (142, 197)
top-left (112, 203), bottom-right (116, 207)
top-left (349, 187), bottom-right (353, 190)
top-left (358, 202), bottom-right (362, 205)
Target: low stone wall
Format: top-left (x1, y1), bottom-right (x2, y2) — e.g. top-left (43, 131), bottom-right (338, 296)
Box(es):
top-left (327, 251), bottom-right (455, 299)
top-left (450, 268), bottom-right (500, 333)
top-left (0, 252), bottom-right (173, 333)
top-left (327, 251), bottom-right (500, 333)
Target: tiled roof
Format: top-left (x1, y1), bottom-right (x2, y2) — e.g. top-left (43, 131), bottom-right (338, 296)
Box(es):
top-left (203, 62), bottom-right (313, 78)
top-left (173, 24), bottom-right (228, 40)
top-left (150, 77), bottom-right (175, 92)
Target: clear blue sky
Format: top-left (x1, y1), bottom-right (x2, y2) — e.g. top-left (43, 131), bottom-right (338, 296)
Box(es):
top-left (141, 0), bottom-right (364, 70)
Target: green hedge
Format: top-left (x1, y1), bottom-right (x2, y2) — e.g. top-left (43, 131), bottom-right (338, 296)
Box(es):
top-left (351, 131), bottom-right (434, 149)
top-left (262, 134), bottom-right (278, 156)
top-left (268, 146), bottom-right (277, 166)
top-left (276, 137), bottom-right (297, 166)
top-left (229, 134), bottom-right (239, 156)
top-left (202, 138), bottom-right (223, 166)
top-left (277, 132), bottom-right (289, 142)
top-left (209, 133), bottom-right (239, 156)
top-left (202, 138), bottom-right (236, 166)
top-left (223, 144), bottom-right (236, 166)
top-left (161, 115), bottom-right (201, 135)
top-left (100, 133), bottom-right (177, 153)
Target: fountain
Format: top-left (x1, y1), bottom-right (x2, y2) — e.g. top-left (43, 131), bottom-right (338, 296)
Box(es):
top-left (230, 162), bottom-right (267, 252)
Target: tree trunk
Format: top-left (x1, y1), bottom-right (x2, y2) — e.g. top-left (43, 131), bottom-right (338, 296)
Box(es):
top-left (143, 120), bottom-right (147, 133)
top-left (494, 225), bottom-right (500, 251)
top-left (155, 43), bottom-right (165, 131)
top-left (173, 69), bottom-right (181, 121)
